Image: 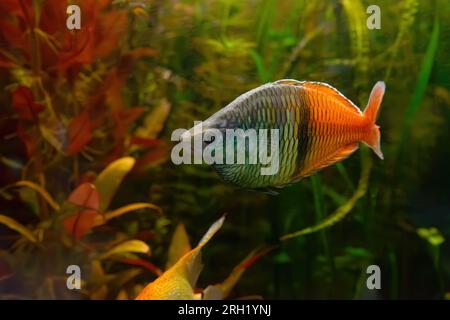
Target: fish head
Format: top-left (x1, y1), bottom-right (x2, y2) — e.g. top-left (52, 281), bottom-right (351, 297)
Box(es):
top-left (180, 110), bottom-right (239, 156)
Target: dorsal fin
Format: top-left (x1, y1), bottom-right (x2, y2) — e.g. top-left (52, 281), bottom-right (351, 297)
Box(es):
top-left (272, 79), bottom-right (304, 86)
top-left (272, 80), bottom-right (362, 114)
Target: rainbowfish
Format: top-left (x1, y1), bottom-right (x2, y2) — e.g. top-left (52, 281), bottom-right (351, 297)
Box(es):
top-left (185, 80), bottom-right (385, 191)
top-left (135, 215), bottom-right (271, 300)
top-left (135, 216), bottom-right (225, 300)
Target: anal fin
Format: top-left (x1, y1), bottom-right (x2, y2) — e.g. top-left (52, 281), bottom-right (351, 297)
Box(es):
top-left (301, 143), bottom-right (359, 178)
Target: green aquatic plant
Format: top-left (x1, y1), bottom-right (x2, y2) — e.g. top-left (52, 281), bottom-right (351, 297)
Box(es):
top-left (280, 146), bottom-right (372, 241)
top-left (341, 0), bottom-right (369, 85)
top-left (395, 16), bottom-right (440, 165)
top-left (385, 0), bottom-right (419, 80)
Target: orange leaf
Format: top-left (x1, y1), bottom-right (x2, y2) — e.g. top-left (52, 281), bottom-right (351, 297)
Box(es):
top-left (63, 210), bottom-right (98, 239)
top-left (12, 86), bottom-right (45, 122)
top-left (67, 183), bottom-right (100, 211)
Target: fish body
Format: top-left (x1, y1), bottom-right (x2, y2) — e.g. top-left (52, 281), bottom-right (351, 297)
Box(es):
top-left (188, 80), bottom-right (385, 190)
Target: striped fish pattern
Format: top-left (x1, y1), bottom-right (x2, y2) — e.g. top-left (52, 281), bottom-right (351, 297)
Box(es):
top-left (193, 79), bottom-right (385, 190)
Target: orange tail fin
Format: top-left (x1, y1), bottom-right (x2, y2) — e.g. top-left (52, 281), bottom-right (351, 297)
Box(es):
top-left (362, 81), bottom-right (385, 160)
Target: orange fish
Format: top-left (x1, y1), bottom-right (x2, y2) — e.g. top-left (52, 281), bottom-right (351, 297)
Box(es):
top-left (135, 216), bottom-right (271, 300)
top-left (188, 80), bottom-right (385, 190)
top-left (135, 216), bottom-right (225, 300)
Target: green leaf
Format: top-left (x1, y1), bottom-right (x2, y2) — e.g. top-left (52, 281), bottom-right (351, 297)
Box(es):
top-left (417, 227), bottom-right (445, 246)
top-left (344, 247), bottom-right (372, 258)
top-left (273, 251), bottom-right (291, 264)
top-left (134, 98), bottom-right (171, 139)
top-left (39, 116), bottom-right (66, 154)
top-left (93, 202), bottom-right (162, 227)
top-left (0, 214), bottom-right (38, 243)
top-left (18, 187), bottom-right (39, 216)
top-left (249, 50), bottom-right (269, 82)
top-left (94, 157), bottom-right (136, 211)
top-left (397, 16), bottom-right (440, 160)
top-left (10, 180), bottom-right (60, 211)
top-left (100, 240), bottom-right (151, 260)
top-left (280, 148), bottom-right (372, 242)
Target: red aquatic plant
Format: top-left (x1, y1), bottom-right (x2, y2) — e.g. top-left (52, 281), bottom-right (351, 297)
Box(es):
top-left (0, 0), bottom-right (164, 171)
top-left (0, 0), bottom-right (128, 74)
top-left (0, 0), bottom-right (169, 299)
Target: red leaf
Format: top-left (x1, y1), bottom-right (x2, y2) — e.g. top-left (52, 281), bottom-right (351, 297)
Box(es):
top-left (94, 10), bottom-right (128, 60)
top-left (67, 182), bottom-right (100, 211)
top-left (54, 29), bottom-right (93, 70)
top-left (16, 124), bottom-right (39, 157)
top-left (130, 137), bottom-right (162, 149)
top-left (134, 146), bottom-right (169, 171)
top-left (64, 182), bottom-right (100, 239)
top-left (112, 107), bottom-right (144, 140)
top-left (119, 258), bottom-right (162, 277)
top-left (239, 246), bottom-right (276, 270)
top-left (120, 107), bottom-right (145, 124)
top-left (0, 54), bottom-right (14, 68)
top-left (63, 210), bottom-right (98, 239)
top-left (78, 171), bottom-right (97, 185)
top-left (56, 1), bottom-right (127, 70)
top-left (41, 0), bottom-right (124, 72)
top-left (12, 86), bottom-right (44, 122)
top-left (113, 107), bottom-right (145, 139)
top-left (0, 19), bottom-right (28, 53)
top-left (125, 48), bottom-right (159, 60)
top-left (135, 230), bottom-right (155, 241)
top-left (39, 0), bottom-right (68, 35)
top-left (0, 0), bottom-right (34, 24)
top-left (105, 69), bottom-right (127, 111)
top-left (67, 111), bottom-right (92, 155)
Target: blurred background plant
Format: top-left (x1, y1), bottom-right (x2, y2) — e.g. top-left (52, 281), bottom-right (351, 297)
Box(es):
top-left (1, 0), bottom-right (450, 299)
